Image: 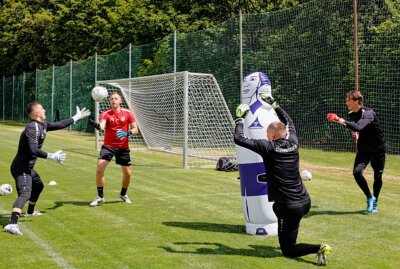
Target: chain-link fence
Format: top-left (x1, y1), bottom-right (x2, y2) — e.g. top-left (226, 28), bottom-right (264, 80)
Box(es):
top-left (1, 0), bottom-right (399, 154)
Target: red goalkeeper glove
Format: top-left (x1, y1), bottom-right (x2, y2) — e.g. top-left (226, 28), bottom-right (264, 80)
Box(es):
top-left (327, 113), bottom-right (340, 122)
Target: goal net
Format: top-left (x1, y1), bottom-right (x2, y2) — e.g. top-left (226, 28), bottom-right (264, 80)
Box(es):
top-left (96, 71), bottom-right (236, 168)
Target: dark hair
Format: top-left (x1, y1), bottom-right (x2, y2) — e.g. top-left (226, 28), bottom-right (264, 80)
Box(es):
top-left (346, 90), bottom-right (363, 105)
top-left (25, 102), bottom-right (40, 117)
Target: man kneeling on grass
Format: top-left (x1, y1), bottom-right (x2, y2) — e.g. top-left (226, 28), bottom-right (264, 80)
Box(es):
top-left (234, 93), bottom-right (332, 266)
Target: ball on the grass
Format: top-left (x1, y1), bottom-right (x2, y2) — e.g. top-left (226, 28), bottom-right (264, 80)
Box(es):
top-left (300, 170), bottom-right (312, 181)
top-left (91, 86), bottom-right (108, 102)
top-left (0, 183), bottom-right (13, 196)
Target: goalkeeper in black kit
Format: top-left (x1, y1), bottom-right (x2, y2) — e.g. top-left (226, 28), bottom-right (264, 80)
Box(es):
top-left (327, 90), bottom-right (385, 214)
top-left (4, 102), bottom-right (90, 236)
top-left (234, 94), bottom-right (332, 266)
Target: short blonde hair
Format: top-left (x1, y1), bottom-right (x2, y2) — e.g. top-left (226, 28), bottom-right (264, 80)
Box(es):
top-left (25, 102), bottom-right (41, 118)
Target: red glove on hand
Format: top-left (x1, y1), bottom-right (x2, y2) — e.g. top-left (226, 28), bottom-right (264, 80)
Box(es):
top-left (327, 113), bottom-right (340, 122)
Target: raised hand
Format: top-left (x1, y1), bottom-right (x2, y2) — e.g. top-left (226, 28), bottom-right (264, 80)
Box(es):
top-left (72, 106), bottom-right (91, 123)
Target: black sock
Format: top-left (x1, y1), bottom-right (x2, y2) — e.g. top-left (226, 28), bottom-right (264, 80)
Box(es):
top-left (10, 212), bottom-right (20, 224)
top-left (27, 203), bottom-right (35, 214)
top-left (97, 187), bottom-right (104, 198)
top-left (120, 188), bottom-right (127, 196)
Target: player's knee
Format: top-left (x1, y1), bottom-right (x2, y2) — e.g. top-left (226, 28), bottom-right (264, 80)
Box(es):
top-left (37, 181), bottom-right (44, 192)
top-left (353, 167), bottom-right (364, 179)
top-left (96, 166), bottom-right (106, 175)
top-left (123, 169), bottom-right (131, 177)
top-left (374, 170), bottom-right (383, 181)
top-left (281, 246), bottom-right (297, 258)
top-left (13, 190), bottom-right (30, 209)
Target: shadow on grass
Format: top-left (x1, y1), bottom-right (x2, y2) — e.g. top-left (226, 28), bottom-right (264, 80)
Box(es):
top-left (0, 214), bottom-right (10, 226)
top-left (305, 209), bottom-right (365, 218)
top-left (0, 213), bottom-right (34, 227)
top-left (162, 221), bottom-right (245, 234)
top-left (161, 242), bottom-right (281, 258)
top-left (161, 224), bottom-right (317, 265)
top-left (45, 200), bottom-right (123, 211)
top-left (160, 242), bottom-right (316, 265)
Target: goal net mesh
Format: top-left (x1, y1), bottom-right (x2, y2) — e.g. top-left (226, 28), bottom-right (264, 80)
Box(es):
top-left (97, 72), bottom-right (236, 168)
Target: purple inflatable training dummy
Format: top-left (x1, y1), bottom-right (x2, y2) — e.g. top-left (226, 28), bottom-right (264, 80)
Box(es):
top-left (236, 72), bottom-right (279, 235)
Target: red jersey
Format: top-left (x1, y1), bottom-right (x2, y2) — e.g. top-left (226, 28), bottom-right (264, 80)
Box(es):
top-left (100, 108), bottom-right (135, 149)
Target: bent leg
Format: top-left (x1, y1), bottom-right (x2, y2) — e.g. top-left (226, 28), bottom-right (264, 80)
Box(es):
top-left (273, 202), bottom-right (320, 258)
top-left (353, 153), bottom-right (372, 198)
top-left (371, 150), bottom-right (385, 200)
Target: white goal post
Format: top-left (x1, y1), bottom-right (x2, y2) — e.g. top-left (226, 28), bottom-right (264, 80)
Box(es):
top-left (96, 71), bottom-right (236, 168)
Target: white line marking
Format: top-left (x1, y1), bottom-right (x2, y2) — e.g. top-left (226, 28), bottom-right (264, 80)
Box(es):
top-left (22, 226), bottom-right (76, 269)
top-left (0, 207), bottom-right (75, 269)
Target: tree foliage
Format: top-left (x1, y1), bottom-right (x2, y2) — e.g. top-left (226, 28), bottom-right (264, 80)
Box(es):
top-left (0, 0), bottom-right (311, 76)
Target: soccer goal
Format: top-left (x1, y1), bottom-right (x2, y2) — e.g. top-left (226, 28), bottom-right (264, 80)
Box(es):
top-left (96, 71), bottom-right (236, 168)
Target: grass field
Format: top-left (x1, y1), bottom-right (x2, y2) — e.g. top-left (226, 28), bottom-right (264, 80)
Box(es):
top-left (0, 122), bottom-right (399, 269)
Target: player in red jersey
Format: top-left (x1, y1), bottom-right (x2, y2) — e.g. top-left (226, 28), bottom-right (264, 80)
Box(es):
top-left (89, 92), bottom-right (138, 206)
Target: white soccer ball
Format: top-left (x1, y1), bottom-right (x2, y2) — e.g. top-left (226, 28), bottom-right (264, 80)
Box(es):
top-left (91, 86), bottom-right (108, 102)
top-left (300, 170), bottom-right (312, 181)
top-left (0, 183), bottom-right (13, 196)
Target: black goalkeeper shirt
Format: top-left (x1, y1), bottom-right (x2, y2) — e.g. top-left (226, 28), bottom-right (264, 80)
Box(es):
top-left (234, 107), bottom-right (310, 205)
top-left (345, 106), bottom-right (385, 153)
top-left (11, 118), bottom-right (74, 170)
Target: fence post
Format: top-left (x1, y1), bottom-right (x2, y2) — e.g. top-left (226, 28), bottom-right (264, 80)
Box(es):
top-left (23, 71), bottom-right (25, 122)
top-left (35, 69), bottom-right (38, 101)
top-left (52, 65), bottom-right (55, 121)
top-left (95, 52), bottom-right (99, 150)
top-left (239, 9), bottom-right (243, 102)
top-left (12, 75), bottom-right (15, 121)
top-left (174, 31), bottom-right (177, 73)
top-left (353, 0), bottom-right (359, 92)
top-left (129, 43), bottom-right (132, 109)
top-left (70, 60), bottom-right (73, 130)
top-left (2, 76), bottom-right (4, 120)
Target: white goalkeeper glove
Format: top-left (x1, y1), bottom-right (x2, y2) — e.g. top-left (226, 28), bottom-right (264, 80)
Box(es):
top-left (259, 93), bottom-right (279, 108)
top-left (72, 106), bottom-right (91, 123)
top-left (47, 150), bottom-right (66, 164)
top-left (236, 104), bottom-right (250, 119)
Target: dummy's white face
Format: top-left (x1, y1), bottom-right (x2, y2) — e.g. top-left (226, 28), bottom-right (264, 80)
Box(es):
top-left (242, 72), bottom-right (271, 103)
top-left (242, 73), bottom-right (260, 100)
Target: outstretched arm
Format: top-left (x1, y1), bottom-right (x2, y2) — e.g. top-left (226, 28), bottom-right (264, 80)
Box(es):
top-left (46, 118), bottom-right (74, 131)
top-left (344, 110), bottom-right (375, 132)
top-left (259, 93), bottom-right (298, 144)
top-left (327, 110), bottom-right (374, 132)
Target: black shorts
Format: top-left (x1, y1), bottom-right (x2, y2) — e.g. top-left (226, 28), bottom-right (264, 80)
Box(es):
top-left (10, 166), bottom-right (41, 195)
top-left (354, 148), bottom-right (386, 173)
top-left (99, 145), bottom-right (131, 166)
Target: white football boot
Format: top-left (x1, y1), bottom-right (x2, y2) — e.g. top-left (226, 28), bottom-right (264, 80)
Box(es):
top-left (24, 210), bottom-right (43, 217)
top-left (90, 196), bottom-right (105, 207)
top-left (120, 195), bottom-right (132, 204)
top-left (4, 224), bottom-right (23, 235)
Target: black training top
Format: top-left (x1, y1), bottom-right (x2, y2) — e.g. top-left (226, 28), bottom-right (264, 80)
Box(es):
top-left (345, 106), bottom-right (385, 153)
top-left (234, 107), bottom-right (310, 205)
top-left (11, 118), bottom-right (74, 170)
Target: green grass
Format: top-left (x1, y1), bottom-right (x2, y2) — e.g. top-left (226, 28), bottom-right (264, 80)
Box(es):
top-left (0, 122), bottom-right (399, 269)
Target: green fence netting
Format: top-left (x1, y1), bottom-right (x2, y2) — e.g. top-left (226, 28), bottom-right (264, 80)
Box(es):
top-left (1, 0), bottom-right (399, 154)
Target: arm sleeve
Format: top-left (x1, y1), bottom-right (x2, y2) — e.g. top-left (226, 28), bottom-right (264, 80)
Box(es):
top-left (275, 107), bottom-right (298, 144)
top-left (46, 118), bottom-right (74, 131)
top-left (344, 110), bottom-right (374, 132)
top-left (26, 125), bottom-right (48, 158)
top-left (234, 120), bottom-right (271, 155)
